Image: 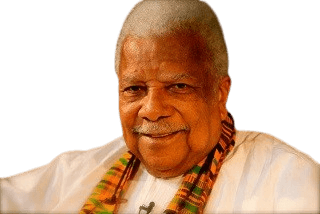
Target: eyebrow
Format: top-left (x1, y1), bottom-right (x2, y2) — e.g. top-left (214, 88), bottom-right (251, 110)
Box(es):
top-left (170, 73), bottom-right (195, 81)
top-left (120, 73), bottom-right (143, 83)
top-left (120, 72), bottom-right (196, 83)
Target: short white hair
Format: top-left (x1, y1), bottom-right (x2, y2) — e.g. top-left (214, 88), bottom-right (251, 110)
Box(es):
top-left (115, 0), bottom-right (228, 77)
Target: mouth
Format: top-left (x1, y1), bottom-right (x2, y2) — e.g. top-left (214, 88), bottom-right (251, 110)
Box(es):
top-left (144, 131), bottom-right (181, 138)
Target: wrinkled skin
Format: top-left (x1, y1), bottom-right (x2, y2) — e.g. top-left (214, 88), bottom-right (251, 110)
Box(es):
top-left (118, 33), bottom-right (231, 178)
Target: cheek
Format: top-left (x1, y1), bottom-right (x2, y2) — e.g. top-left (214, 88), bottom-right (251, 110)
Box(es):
top-left (119, 100), bottom-right (139, 126)
top-left (187, 123), bottom-right (211, 153)
top-left (183, 103), bottom-right (221, 152)
top-left (119, 111), bottom-right (131, 135)
top-left (119, 101), bottom-right (140, 150)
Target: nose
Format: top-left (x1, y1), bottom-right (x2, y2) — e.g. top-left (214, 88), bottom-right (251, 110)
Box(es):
top-left (138, 89), bottom-right (172, 121)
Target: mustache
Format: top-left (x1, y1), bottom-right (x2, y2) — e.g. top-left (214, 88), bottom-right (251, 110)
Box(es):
top-left (132, 122), bottom-right (190, 135)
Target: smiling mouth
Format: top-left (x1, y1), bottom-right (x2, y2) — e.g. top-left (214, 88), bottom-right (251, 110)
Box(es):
top-left (143, 131), bottom-right (181, 138)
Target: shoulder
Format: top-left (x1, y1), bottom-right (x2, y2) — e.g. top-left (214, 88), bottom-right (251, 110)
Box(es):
top-left (220, 130), bottom-right (319, 212)
top-left (5, 136), bottom-right (127, 179)
top-left (228, 130), bottom-right (319, 180)
top-left (52, 136), bottom-right (128, 171)
top-left (231, 130), bottom-right (319, 167)
top-left (1, 136), bottom-right (128, 213)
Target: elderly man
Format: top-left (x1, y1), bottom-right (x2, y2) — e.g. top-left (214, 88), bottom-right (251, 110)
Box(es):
top-left (1, 0), bottom-right (319, 213)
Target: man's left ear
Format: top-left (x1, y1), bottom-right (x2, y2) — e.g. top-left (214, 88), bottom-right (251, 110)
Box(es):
top-left (218, 76), bottom-right (231, 120)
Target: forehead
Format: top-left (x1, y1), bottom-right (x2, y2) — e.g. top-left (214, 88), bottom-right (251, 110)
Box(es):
top-left (119, 33), bottom-right (211, 81)
top-left (122, 32), bottom-right (208, 62)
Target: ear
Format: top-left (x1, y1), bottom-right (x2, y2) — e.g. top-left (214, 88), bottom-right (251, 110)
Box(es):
top-left (218, 76), bottom-right (231, 120)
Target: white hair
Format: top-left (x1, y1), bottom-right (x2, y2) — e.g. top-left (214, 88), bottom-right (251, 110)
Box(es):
top-left (115, 0), bottom-right (228, 78)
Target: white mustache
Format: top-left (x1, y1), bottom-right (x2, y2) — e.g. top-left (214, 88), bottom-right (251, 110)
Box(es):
top-left (132, 122), bottom-right (189, 135)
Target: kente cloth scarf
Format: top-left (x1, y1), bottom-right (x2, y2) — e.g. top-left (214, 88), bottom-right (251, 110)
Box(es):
top-left (80, 113), bottom-right (235, 214)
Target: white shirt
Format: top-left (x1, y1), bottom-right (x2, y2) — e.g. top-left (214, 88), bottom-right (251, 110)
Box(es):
top-left (1, 131), bottom-right (319, 213)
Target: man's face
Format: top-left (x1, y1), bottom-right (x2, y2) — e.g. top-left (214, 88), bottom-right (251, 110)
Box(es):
top-left (119, 33), bottom-right (230, 178)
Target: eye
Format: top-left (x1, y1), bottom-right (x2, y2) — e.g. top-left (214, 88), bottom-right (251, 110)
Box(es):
top-left (122, 85), bottom-right (146, 96)
top-left (174, 83), bottom-right (187, 89)
top-left (169, 83), bottom-right (193, 94)
top-left (125, 86), bottom-right (142, 92)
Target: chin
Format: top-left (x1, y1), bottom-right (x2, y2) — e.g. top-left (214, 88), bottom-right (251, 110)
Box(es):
top-left (141, 156), bottom-right (190, 178)
top-left (145, 166), bottom-right (185, 178)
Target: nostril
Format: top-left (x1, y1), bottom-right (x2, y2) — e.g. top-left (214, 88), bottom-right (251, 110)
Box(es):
top-left (142, 115), bottom-right (169, 122)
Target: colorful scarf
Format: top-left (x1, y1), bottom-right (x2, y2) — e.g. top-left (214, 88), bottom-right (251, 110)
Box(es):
top-left (80, 113), bottom-right (235, 214)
